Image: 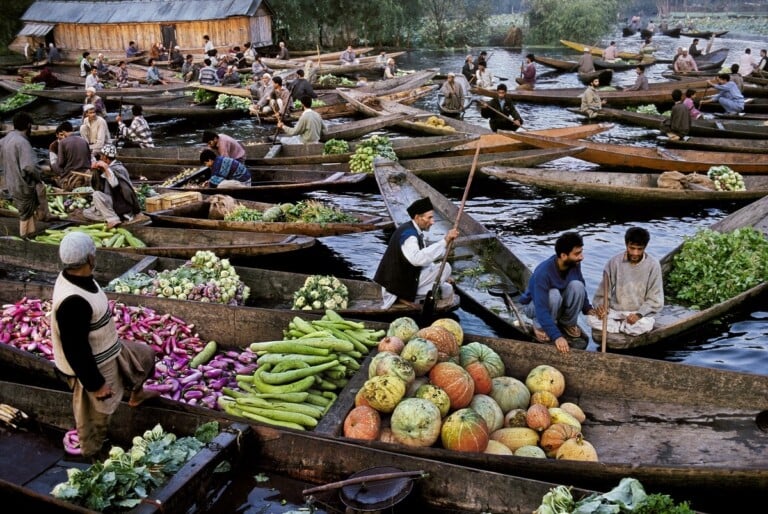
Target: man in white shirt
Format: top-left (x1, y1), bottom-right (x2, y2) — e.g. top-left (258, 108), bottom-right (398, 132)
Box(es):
top-left (739, 48), bottom-right (757, 76)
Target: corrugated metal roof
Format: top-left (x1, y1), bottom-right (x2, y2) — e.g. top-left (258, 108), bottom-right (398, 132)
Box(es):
top-left (22, 0), bottom-right (271, 24)
top-left (18, 23), bottom-right (55, 36)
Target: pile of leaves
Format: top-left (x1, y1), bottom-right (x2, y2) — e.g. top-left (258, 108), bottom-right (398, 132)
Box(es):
top-left (323, 139), bottom-right (350, 155)
top-left (215, 94), bottom-right (252, 111)
top-left (625, 104), bottom-right (660, 115)
top-left (315, 74), bottom-right (356, 87)
top-left (667, 227), bottom-right (768, 309)
top-left (193, 88), bottom-right (216, 104)
top-left (51, 422), bottom-right (220, 511)
top-left (348, 135), bottom-right (397, 174)
top-left (292, 98), bottom-right (326, 109)
top-left (0, 83), bottom-right (44, 113)
top-left (225, 200), bottom-right (357, 224)
top-left (534, 478), bottom-right (695, 514)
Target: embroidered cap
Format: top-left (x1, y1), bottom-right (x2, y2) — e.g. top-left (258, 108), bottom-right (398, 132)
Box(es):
top-left (407, 197), bottom-right (433, 218)
top-left (100, 143), bottom-right (117, 159)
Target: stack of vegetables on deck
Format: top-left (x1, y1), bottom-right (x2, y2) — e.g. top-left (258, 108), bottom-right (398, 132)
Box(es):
top-left (346, 316), bottom-right (597, 461)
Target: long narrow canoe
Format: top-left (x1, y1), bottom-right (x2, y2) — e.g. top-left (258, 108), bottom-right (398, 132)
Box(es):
top-left (0, 382), bottom-right (600, 514)
top-left (0, 381), bottom-right (248, 514)
top-left (481, 166), bottom-right (768, 202)
top-left (594, 56), bottom-right (655, 70)
top-left (503, 131), bottom-right (768, 173)
top-left (597, 194), bottom-right (768, 350)
top-left (667, 48), bottom-right (730, 71)
top-left (662, 135), bottom-right (768, 153)
top-left (260, 46), bottom-right (375, 68)
top-left (146, 197), bottom-right (393, 236)
top-left (0, 279), bottom-right (766, 510)
top-left (0, 236), bottom-right (441, 323)
top-left (373, 158), bottom-right (532, 337)
top-left (14, 82), bottom-right (189, 102)
top-left (680, 30), bottom-right (729, 38)
top-left (31, 222), bottom-right (316, 259)
top-left (560, 39), bottom-right (653, 60)
top-left (567, 106), bottom-right (768, 139)
top-left (531, 56), bottom-right (613, 85)
top-left (532, 55), bottom-right (578, 72)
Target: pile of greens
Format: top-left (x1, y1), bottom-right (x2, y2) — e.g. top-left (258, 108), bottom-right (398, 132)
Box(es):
top-left (667, 227), bottom-right (768, 309)
top-left (625, 104), bottom-right (660, 115)
top-left (0, 83), bottom-right (44, 113)
top-left (292, 98), bottom-right (326, 109)
top-left (323, 139), bottom-right (350, 155)
top-left (225, 200), bottom-right (357, 224)
top-left (315, 74), bottom-right (356, 87)
top-left (535, 478), bottom-right (695, 514)
top-left (215, 94), bottom-right (252, 111)
top-left (193, 88), bottom-right (216, 104)
top-left (348, 135), bottom-right (397, 174)
top-left (51, 422), bottom-right (220, 511)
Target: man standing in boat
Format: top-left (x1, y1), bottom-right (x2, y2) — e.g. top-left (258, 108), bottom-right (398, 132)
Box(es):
top-left (374, 197), bottom-right (458, 310)
top-left (602, 41), bottom-right (618, 62)
top-left (587, 227), bottom-right (663, 337)
top-left (516, 53), bottom-right (536, 90)
top-left (51, 231), bottom-right (158, 461)
top-left (520, 232), bottom-right (599, 354)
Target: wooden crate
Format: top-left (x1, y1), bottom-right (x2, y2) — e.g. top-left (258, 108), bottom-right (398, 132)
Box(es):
top-left (145, 192), bottom-right (202, 212)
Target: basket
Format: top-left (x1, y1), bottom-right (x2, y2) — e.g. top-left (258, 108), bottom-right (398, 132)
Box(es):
top-left (145, 192), bottom-right (202, 212)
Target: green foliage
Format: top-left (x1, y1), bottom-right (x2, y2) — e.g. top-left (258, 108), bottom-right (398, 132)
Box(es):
top-left (215, 94), bottom-right (252, 111)
top-left (526, 0), bottom-right (620, 45)
top-left (0, 0), bottom-right (34, 56)
top-left (193, 88), bottom-right (216, 104)
top-left (667, 227), bottom-right (768, 310)
top-left (323, 138), bottom-right (350, 155)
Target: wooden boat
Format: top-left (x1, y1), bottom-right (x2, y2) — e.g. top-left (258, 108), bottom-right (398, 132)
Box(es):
top-left (0, 381), bottom-right (248, 514)
top-left (578, 69), bottom-right (613, 86)
top-left (0, 122), bottom-right (56, 138)
top-left (661, 26), bottom-right (683, 38)
top-left (640, 28), bottom-right (655, 40)
top-left (140, 98), bottom-right (249, 121)
top-left (560, 39), bottom-right (650, 60)
top-left (357, 69), bottom-right (438, 95)
top-left (374, 158), bottom-right (531, 337)
top-left (596, 194), bottom-right (768, 350)
top-left (567, 106), bottom-right (768, 139)
top-left (12, 83), bottom-right (190, 103)
top-left (471, 78), bottom-right (711, 108)
top-left (621, 26), bottom-right (637, 37)
top-left (715, 112), bottom-right (768, 121)
top-left (138, 167), bottom-right (369, 200)
top-left (662, 135), bottom-right (768, 153)
top-left (503, 130), bottom-right (768, 173)
top-left (260, 46), bottom-right (375, 68)
top-left (481, 166), bottom-right (768, 202)
top-left (33, 223), bottom-right (316, 259)
top-left (146, 197), bottom-right (393, 236)
top-left (593, 56), bottom-right (655, 70)
top-left (530, 56), bottom-right (613, 86)
top-left (532, 55), bottom-right (578, 72)
top-left (338, 87), bottom-right (493, 135)
top-left (0, 235), bottom-right (444, 321)
top-left (0, 80), bottom-right (41, 115)
top-left (667, 48), bottom-right (730, 71)
top-left (0, 277), bottom-right (765, 510)
top-left (0, 382), bottom-right (602, 514)
top-left (680, 30), bottom-right (729, 38)
top-left (701, 97), bottom-right (768, 114)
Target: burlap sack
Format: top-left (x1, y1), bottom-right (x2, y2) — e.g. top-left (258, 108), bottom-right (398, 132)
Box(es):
top-left (681, 173), bottom-right (716, 191)
top-left (207, 194), bottom-right (239, 219)
top-left (657, 171), bottom-right (686, 190)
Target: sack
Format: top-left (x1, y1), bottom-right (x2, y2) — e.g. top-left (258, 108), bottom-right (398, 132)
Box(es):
top-left (207, 194), bottom-right (239, 219)
top-left (657, 170), bottom-right (686, 190)
top-left (681, 172), bottom-right (716, 191)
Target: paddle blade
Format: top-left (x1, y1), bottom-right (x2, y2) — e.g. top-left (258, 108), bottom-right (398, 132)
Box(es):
top-left (421, 290), bottom-right (436, 319)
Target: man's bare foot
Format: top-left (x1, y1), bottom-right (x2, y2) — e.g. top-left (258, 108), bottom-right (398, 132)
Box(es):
top-left (128, 387), bottom-right (160, 407)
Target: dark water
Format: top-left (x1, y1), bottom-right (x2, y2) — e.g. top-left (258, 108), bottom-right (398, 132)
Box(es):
top-left (19, 30), bottom-right (767, 380)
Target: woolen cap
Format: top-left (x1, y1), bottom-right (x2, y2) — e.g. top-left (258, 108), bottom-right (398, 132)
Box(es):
top-left (407, 197), bottom-right (433, 218)
top-left (59, 231), bottom-right (96, 266)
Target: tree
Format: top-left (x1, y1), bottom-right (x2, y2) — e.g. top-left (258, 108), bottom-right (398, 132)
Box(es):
top-left (422, 0), bottom-right (459, 47)
top-left (526, 0), bottom-right (620, 45)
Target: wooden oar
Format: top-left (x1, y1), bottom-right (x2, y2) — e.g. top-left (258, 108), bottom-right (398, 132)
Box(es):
top-left (303, 470), bottom-right (427, 495)
top-left (476, 100), bottom-right (525, 131)
top-left (423, 141), bottom-right (481, 318)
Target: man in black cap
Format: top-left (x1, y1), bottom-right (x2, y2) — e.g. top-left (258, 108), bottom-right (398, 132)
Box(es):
top-left (374, 197), bottom-right (459, 309)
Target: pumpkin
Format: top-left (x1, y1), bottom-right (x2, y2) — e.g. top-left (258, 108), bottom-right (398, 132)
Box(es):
top-left (560, 402), bottom-right (586, 423)
top-left (390, 398), bottom-right (443, 447)
top-left (428, 362), bottom-right (475, 409)
top-left (368, 351), bottom-right (397, 379)
top-left (400, 337), bottom-right (439, 376)
top-left (416, 326), bottom-right (459, 361)
top-left (489, 427), bottom-right (539, 452)
top-left (530, 390), bottom-right (559, 409)
top-left (548, 407), bottom-right (582, 432)
top-left (526, 403), bottom-right (552, 432)
top-left (387, 316), bottom-right (419, 342)
top-left (441, 408), bottom-right (489, 452)
top-left (378, 336), bottom-right (405, 354)
top-left (484, 439), bottom-right (514, 455)
top-left (354, 387), bottom-right (372, 408)
top-left (489, 376), bottom-right (530, 413)
top-left (459, 342), bottom-right (505, 378)
top-left (414, 384), bottom-right (452, 417)
top-left (431, 318), bottom-right (464, 345)
top-left (514, 445), bottom-right (547, 458)
top-left (359, 375), bottom-right (407, 413)
top-left (469, 394), bottom-right (505, 433)
top-left (556, 434), bottom-right (599, 462)
top-left (525, 364), bottom-right (566, 398)
top-left (540, 422), bottom-right (581, 456)
top-left (369, 352), bottom-right (416, 386)
top-left (464, 361), bottom-right (493, 395)
top-left (504, 408), bottom-right (529, 428)
top-left (343, 405), bottom-right (381, 440)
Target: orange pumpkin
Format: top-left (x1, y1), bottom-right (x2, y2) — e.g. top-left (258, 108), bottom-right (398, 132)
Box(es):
top-left (441, 408), bottom-right (489, 452)
top-left (525, 403), bottom-right (552, 432)
top-left (343, 406), bottom-right (382, 440)
top-left (464, 361), bottom-right (493, 395)
top-left (428, 361), bottom-right (475, 409)
top-left (530, 391), bottom-right (559, 409)
top-left (540, 422), bottom-right (581, 457)
top-left (417, 326), bottom-right (459, 361)
top-left (556, 434), bottom-right (599, 461)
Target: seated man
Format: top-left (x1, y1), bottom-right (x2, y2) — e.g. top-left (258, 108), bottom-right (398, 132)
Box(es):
top-left (82, 144), bottom-right (141, 229)
top-left (277, 95), bottom-right (324, 145)
top-left (50, 121), bottom-right (92, 191)
top-left (587, 227), bottom-right (663, 336)
top-left (374, 197), bottom-right (459, 310)
top-left (702, 73), bottom-right (745, 114)
top-left (520, 232), bottom-right (599, 354)
top-left (199, 149), bottom-right (251, 188)
top-left (480, 84), bottom-right (523, 132)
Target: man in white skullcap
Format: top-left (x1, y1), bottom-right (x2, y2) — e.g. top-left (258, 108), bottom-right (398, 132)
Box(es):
top-left (79, 103), bottom-right (111, 156)
top-left (52, 231), bottom-right (158, 460)
top-left (82, 143), bottom-right (141, 229)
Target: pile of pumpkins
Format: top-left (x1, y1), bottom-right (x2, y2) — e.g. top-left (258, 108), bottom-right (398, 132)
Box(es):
top-left (343, 316), bottom-right (598, 461)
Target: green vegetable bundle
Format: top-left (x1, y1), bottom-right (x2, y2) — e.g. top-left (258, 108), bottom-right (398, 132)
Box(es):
top-left (323, 138), bottom-right (350, 155)
top-left (215, 94), bottom-right (252, 111)
top-left (348, 135), bottom-right (397, 174)
top-left (707, 165), bottom-right (745, 192)
top-left (0, 83), bottom-right (44, 113)
top-left (292, 98), bottom-right (326, 109)
top-left (315, 74), bottom-right (356, 87)
top-left (667, 227), bottom-right (768, 309)
top-left (193, 88), bottom-right (216, 104)
top-left (224, 200), bottom-right (357, 224)
top-left (292, 275), bottom-right (349, 311)
top-left (34, 223), bottom-right (145, 249)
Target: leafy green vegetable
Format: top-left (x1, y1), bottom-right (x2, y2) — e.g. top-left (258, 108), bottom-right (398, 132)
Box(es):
top-left (225, 200), bottom-right (357, 224)
top-left (215, 94), bottom-right (252, 111)
top-left (348, 135), bottom-right (397, 174)
top-left (193, 88), bottom-right (216, 104)
top-left (707, 165), bottom-right (745, 192)
top-left (667, 227), bottom-right (768, 309)
top-left (292, 98), bottom-right (326, 109)
top-left (51, 422), bottom-right (220, 511)
top-left (323, 138), bottom-right (350, 155)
